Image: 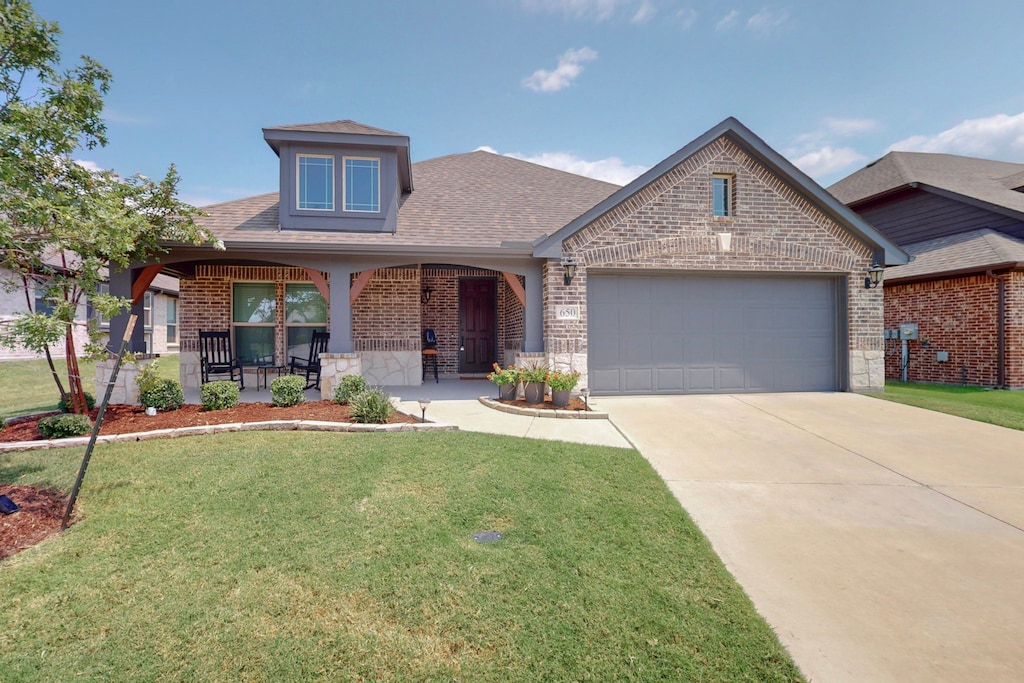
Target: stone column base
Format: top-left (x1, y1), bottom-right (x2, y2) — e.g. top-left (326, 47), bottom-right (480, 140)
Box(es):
top-left (320, 353), bottom-right (362, 400)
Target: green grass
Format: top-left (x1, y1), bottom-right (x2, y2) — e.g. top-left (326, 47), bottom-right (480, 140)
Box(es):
top-left (873, 381), bottom-right (1024, 431)
top-left (0, 431), bottom-right (803, 682)
top-left (0, 356), bottom-right (179, 420)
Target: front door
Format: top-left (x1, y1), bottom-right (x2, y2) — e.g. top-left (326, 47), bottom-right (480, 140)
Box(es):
top-left (459, 278), bottom-right (497, 373)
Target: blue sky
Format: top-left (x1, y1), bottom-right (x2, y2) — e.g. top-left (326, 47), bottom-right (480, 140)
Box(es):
top-left (33, 0), bottom-right (1024, 207)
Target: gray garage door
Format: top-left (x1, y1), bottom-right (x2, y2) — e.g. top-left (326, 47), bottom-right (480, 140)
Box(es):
top-left (588, 274), bottom-right (840, 395)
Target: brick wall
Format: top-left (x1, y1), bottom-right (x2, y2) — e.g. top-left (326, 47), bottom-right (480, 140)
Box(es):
top-left (884, 272), bottom-right (1024, 388)
top-left (421, 267), bottom-right (520, 376)
top-left (1005, 272), bottom-right (1024, 388)
top-left (179, 265), bottom-right (327, 362)
top-left (352, 267), bottom-right (420, 351)
top-left (884, 276), bottom-right (999, 386)
top-left (549, 135), bottom-right (881, 390)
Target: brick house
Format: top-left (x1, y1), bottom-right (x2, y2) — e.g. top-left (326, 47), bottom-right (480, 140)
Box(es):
top-left (830, 152), bottom-right (1024, 389)
top-left (108, 117), bottom-right (905, 396)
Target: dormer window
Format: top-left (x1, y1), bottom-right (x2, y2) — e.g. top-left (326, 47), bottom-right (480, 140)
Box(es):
top-left (344, 157), bottom-right (380, 212)
top-left (297, 154), bottom-right (334, 210)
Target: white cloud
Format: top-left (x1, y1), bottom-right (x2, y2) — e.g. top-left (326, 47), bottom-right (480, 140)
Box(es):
top-left (476, 146), bottom-right (646, 185)
top-left (521, 0), bottom-right (642, 22)
top-left (674, 8), bottom-right (698, 29)
top-left (716, 9), bottom-right (740, 30)
top-left (790, 146), bottom-right (866, 178)
top-left (522, 47), bottom-right (599, 93)
top-left (746, 7), bottom-right (789, 32)
top-left (631, 0), bottom-right (656, 23)
top-left (75, 159), bottom-right (104, 173)
top-left (887, 111), bottom-right (1024, 159)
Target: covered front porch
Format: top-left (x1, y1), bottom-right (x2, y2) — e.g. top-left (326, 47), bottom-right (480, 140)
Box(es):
top-left (108, 255), bottom-right (545, 398)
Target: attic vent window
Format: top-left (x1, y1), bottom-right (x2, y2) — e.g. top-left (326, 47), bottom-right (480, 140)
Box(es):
top-left (712, 173), bottom-right (734, 217)
top-left (344, 157), bottom-right (380, 212)
top-left (297, 154), bottom-right (334, 210)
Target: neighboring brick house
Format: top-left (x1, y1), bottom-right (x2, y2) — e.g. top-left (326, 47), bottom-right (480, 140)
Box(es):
top-left (830, 152), bottom-right (1024, 389)
top-left (0, 266), bottom-right (179, 361)
top-left (107, 117), bottom-right (905, 396)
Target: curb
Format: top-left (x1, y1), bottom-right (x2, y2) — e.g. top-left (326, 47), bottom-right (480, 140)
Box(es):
top-left (477, 396), bottom-right (609, 420)
top-left (0, 418), bottom-right (458, 453)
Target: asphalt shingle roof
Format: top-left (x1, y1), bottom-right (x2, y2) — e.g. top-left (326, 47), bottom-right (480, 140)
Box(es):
top-left (829, 152), bottom-right (1024, 217)
top-left (884, 228), bottom-right (1024, 282)
top-left (262, 120), bottom-right (405, 137)
top-left (198, 150), bottom-right (620, 253)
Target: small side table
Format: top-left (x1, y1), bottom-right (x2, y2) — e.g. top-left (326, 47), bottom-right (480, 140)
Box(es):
top-left (253, 364), bottom-right (286, 390)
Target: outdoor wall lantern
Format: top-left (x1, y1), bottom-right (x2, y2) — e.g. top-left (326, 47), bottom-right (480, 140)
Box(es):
top-left (562, 256), bottom-right (577, 286)
top-left (418, 399), bottom-right (431, 423)
top-left (421, 285), bottom-right (433, 304)
top-left (865, 263), bottom-right (884, 289)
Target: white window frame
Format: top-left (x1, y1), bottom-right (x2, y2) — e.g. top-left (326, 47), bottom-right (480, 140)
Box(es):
top-left (343, 156), bottom-right (380, 213)
top-left (712, 173), bottom-right (734, 218)
top-left (296, 153), bottom-right (335, 211)
top-left (166, 297), bottom-right (178, 346)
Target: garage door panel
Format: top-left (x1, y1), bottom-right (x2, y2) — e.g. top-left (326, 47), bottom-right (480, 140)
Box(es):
top-left (589, 274), bottom-right (840, 395)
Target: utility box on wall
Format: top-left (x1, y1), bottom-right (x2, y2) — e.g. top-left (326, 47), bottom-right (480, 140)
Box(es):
top-left (899, 323), bottom-right (918, 340)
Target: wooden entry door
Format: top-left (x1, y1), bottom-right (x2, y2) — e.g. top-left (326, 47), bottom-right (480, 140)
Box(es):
top-left (459, 278), bottom-right (497, 373)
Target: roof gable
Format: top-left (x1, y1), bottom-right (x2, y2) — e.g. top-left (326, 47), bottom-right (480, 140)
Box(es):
top-left (534, 117), bottom-right (907, 265)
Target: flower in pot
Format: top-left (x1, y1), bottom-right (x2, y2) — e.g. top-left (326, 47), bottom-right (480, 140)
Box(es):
top-left (545, 370), bottom-right (581, 407)
top-left (519, 361), bottom-right (549, 404)
top-left (487, 363), bottom-right (520, 401)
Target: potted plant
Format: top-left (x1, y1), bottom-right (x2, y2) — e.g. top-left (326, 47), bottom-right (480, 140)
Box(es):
top-left (487, 363), bottom-right (520, 401)
top-left (519, 361), bottom-right (549, 404)
top-left (545, 369), bottom-right (581, 407)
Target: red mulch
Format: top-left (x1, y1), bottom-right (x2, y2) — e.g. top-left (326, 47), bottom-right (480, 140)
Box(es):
top-left (498, 396), bottom-right (591, 411)
top-left (0, 401), bottom-right (419, 444)
top-left (0, 485), bottom-right (69, 561)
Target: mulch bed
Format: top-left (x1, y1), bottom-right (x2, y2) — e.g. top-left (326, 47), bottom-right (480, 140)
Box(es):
top-left (497, 396), bottom-right (591, 411)
top-left (0, 401), bottom-right (419, 443)
top-left (0, 485), bottom-right (70, 561)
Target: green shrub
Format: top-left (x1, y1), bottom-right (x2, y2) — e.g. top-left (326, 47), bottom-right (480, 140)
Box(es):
top-left (58, 391), bottom-right (95, 413)
top-left (349, 388), bottom-right (394, 424)
top-left (136, 360), bottom-right (162, 401)
top-left (140, 378), bottom-right (184, 411)
top-left (271, 375), bottom-right (306, 407)
top-left (201, 381), bottom-right (240, 411)
top-left (38, 412), bottom-right (92, 439)
top-left (332, 374), bottom-right (368, 404)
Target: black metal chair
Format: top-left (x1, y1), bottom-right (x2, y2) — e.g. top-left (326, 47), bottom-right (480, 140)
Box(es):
top-left (289, 331), bottom-right (330, 389)
top-left (199, 330), bottom-right (244, 389)
top-left (422, 328), bottom-right (438, 383)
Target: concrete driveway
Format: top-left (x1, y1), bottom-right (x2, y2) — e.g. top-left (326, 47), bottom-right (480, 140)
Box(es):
top-left (601, 392), bottom-right (1024, 683)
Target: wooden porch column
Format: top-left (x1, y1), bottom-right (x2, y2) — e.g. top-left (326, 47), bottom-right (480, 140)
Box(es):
top-left (523, 262), bottom-right (544, 353)
top-left (326, 264), bottom-right (355, 353)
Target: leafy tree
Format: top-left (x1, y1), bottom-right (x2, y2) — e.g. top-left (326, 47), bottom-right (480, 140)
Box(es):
top-left (0, 0), bottom-right (217, 413)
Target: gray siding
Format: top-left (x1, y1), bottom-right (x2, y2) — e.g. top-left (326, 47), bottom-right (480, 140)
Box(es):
top-left (858, 189), bottom-right (1024, 245)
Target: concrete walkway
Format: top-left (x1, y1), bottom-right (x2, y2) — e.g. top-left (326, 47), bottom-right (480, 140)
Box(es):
top-left (390, 388), bottom-right (631, 449)
top-left (601, 392), bottom-right (1024, 683)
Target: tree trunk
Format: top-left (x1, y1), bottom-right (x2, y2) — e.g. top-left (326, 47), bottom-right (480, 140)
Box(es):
top-left (64, 326), bottom-right (88, 414)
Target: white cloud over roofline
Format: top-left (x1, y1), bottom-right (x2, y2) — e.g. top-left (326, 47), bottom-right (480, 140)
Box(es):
top-left (522, 47), bottom-right (599, 93)
top-left (790, 146), bottom-right (866, 178)
top-left (475, 146), bottom-right (645, 185)
top-left (887, 111), bottom-right (1024, 160)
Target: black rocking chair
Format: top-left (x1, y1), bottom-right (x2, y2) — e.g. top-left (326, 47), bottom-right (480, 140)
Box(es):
top-left (199, 330), bottom-right (244, 389)
top-left (289, 331), bottom-right (330, 390)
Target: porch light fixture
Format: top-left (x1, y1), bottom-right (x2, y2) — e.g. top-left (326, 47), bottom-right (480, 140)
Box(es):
top-left (865, 263), bottom-right (884, 289)
top-left (418, 398), bottom-right (431, 423)
top-left (561, 256), bottom-right (577, 286)
top-left (421, 285), bottom-right (433, 304)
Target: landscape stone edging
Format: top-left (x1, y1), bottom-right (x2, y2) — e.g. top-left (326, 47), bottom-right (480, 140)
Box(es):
top-left (0, 418), bottom-right (458, 453)
top-left (477, 396), bottom-right (609, 420)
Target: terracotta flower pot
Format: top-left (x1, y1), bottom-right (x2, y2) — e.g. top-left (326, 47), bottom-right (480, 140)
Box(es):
top-left (524, 381), bottom-right (545, 404)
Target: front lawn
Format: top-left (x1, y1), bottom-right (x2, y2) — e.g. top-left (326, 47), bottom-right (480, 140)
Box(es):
top-left (0, 356), bottom-right (179, 420)
top-left (0, 431), bottom-right (803, 682)
top-left (874, 381), bottom-right (1024, 431)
